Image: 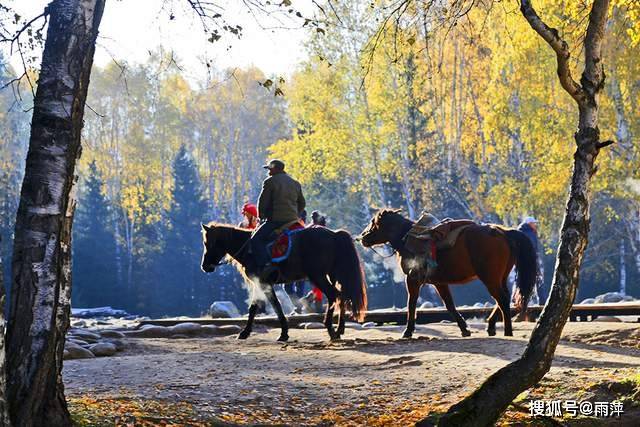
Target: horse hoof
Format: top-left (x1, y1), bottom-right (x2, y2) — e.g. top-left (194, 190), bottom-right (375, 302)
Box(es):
top-left (487, 329), bottom-right (496, 337)
top-left (237, 331), bottom-right (250, 340)
top-left (337, 328), bottom-right (345, 336)
top-left (504, 331), bottom-right (513, 337)
top-left (461, 330), bottom-right (471, 337)
top-left (401, 331), bottom-right (413, 339)
top-left (277, 334), bottom-right (289, 342)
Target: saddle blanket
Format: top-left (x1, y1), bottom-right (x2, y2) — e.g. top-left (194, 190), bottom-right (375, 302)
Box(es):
top-left (405, 216), bottom-right (475, 257)
top-left (269, 221), bottom-right (305, 262)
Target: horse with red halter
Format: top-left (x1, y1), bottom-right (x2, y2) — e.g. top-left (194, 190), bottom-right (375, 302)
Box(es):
top-left (201, 222), bottom-right (367, 341)
top-left (358, 209), bottom-right (537, 338)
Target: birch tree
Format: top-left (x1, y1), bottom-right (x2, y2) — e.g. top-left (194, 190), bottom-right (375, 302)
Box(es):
top-left (5, 1), bottom-right (105, 426)
top-left (434, 0), bottom-right (615, 424)
top-left (0, 236), bottom-right (8, 427)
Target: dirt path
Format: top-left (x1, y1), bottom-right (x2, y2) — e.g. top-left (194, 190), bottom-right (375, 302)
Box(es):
top-left (64, 321), bottom-right (640, 425)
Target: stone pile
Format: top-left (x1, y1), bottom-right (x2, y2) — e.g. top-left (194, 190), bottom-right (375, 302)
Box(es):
top-left (64, 328), bottom-right (126, 360)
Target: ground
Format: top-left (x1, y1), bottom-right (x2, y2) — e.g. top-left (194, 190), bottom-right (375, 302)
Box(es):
top-left (64, 320), bottom-right (640, 426)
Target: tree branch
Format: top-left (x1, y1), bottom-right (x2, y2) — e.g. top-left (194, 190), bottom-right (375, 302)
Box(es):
top-left (519, 0), bottom-right (585, 105)
top-left (581, 0), bottom-right (610, 98)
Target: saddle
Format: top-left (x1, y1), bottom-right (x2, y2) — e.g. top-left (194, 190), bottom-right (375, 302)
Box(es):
top-left (268, 220), bottom-right (305, 262)
top-left (403, 213), bottom-right (475, 278)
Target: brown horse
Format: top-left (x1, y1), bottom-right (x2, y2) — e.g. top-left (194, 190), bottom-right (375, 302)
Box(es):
top-left (358, 209), bottom-right (537, 338)
top-left (201, 222), bottom-right (367, 341)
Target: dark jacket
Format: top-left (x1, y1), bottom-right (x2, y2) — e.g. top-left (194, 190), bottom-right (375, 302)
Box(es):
top-left (258, 172), bottom-right (306, 222)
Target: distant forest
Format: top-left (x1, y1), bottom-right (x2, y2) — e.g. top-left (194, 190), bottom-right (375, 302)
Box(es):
top-left (1, 0), bottom-right (639, 317)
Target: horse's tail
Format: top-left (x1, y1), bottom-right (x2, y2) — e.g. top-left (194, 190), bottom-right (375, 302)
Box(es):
top-left (505, 229), bottom-right (537, 314)
top-left (333, 230), bottom-right (368, 322)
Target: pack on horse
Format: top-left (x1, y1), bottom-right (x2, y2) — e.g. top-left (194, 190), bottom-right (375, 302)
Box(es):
top-left (358, 209), bottom-right (537, 339)
top-left (201, 222), bottom-right (368, 341)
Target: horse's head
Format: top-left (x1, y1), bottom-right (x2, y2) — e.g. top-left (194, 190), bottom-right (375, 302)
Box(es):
top-left (358, 209), bottom-right (406, 247)
top-left (201, 223), bottom-right (227, 273)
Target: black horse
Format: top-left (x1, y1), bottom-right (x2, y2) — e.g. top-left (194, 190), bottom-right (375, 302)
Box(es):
top-left (201, 222), bottom-right (368, 341)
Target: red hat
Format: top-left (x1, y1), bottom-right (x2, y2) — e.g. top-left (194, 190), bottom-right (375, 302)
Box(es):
top-left (242, 203), bottom-right (258, 217)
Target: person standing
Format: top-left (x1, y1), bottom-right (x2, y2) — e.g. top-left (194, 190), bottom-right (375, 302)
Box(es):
top-left (250, 159), bottom-right (306, 280)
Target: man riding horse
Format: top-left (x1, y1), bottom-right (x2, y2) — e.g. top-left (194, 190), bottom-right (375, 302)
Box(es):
top-left (201, 159), bottom-right (367, 341)
top-left (250, 159), bottom-right (306, 282)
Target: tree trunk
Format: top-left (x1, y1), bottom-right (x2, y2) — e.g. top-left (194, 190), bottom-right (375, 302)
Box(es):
top-left (6, 1), bottom-right (105, 426)
top-left (427, 1), bottom-right (612, 425)
top-left (619, 238), bottom-right (626, 296)
top-left (0, 237), bottom-right (9, 427)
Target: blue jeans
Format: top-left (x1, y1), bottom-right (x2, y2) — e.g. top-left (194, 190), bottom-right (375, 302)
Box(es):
top-left (250, 220), bottom-right (287, 270)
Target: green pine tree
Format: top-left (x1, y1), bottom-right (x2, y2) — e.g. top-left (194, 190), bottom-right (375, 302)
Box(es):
top-left (72, 161), bottom-right (119, 308)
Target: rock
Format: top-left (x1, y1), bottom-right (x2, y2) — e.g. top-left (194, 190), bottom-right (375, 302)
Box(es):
top-left (595, 292), bottom-right (625, 303)
top-left (274, 288), bottom-right (296, 315)
top-left (71, 306), bottom-right (130, 319)
top-left (99, 330), bottom-right (126, 339)
top-left (171, 334), bottom-right (189, 339)
top-left (484, 302), bottom-right (493, 307)
top-left (344, 322), bottom-right (363, 330)
top-left (170, 322), bottom-right (203, 336)
top-left (67, 338), bottom-right (90, 347)
top-left (301, 322), bottom-right (325, 330)
top-left (88, 342), bottom-right (117, 357)
top-left (420, 301), bottom-right (434, 309)
top-left (63, 349), bottom-right (70, 359)
top-left (593, 316), bottom-right (622, 323)
top-left (362, 322), bottom-right (376, 328)
top-left (69, 329), bottom-right (102, 342)
top-left (71, 320), bottom-right (87, 328)
top-left (217, 325), bottom-right (242, 335)
top-left (622, 295), bottom-right (636, 302)
top-left (201, 325), bottom-right (222, 336)
top-left (64, 345), bottom-right (95, 359)
top-left (580, 298), bottom-right (596, 305)
top-left (105, 338), bottom-right (126, 351)
top-left (125, 325), bottom-right (171, 338)
top-left (209, 301), bottom-right (241, 318)
top-left (473, 302), bottom-right (485, 308)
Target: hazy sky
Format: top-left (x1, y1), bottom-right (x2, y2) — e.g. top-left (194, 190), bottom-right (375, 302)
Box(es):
top-left (7, 0), bottom-right (313, 80)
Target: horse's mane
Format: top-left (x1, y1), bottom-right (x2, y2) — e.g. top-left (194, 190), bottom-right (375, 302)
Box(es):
top-left (205, 221), bottom-right (250, 232)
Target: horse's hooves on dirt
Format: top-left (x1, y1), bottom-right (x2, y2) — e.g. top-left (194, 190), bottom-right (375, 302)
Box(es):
top-left (401, 331), bottom-right (413, 339)
top-left (277, 334), bottom-right (289, 342)
top-left (461, 330), bottom-right (471, 337)
top-left (486, 329), bottom-right (496, 336)
top-left (504, 331), bottom-right (514, 337)
top-left (237, 331), bottom-right (250, 340)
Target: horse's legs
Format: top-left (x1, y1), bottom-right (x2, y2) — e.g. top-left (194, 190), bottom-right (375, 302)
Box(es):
top-left (498, 282), bottom-right (513, 336)
top-left (311, 274), bottom-right (339, 340)
top-left (336, 296), bottom-right (346, 337)
top-left (265, 285), bottom-right (289, 342)
top-left (434, 284), bottom-right (471, 337)
top-left (486, 305), bottom-right (500, 336)
top-left (238, 302), bottom-right (261, 340)
top-left (402, 275), bottom-right (421, 339)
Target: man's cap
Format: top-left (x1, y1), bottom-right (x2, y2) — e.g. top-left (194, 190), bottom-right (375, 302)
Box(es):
top-left (263, 159), bottom-right (285, 170)
top-left (522, 216), bottom-right (538, 224)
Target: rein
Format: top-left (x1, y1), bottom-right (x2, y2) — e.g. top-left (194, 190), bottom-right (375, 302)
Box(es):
top-left (213, 231), bottom-right (251, 267)
top-left (361, 221), bottom-right (413, 258)
top-left (367, 244), bottom-right (398, 258)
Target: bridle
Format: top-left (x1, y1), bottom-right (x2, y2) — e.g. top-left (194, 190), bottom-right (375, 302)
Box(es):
top-left (357, 225), bottom-right (411, 259)
top-left (207, 230), bottom-right (252, 267)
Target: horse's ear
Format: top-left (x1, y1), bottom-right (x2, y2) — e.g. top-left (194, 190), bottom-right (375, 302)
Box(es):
top-left (368, 206), bottom-right (381, 216)
top-left (201, 223), bottom-right (210, 232)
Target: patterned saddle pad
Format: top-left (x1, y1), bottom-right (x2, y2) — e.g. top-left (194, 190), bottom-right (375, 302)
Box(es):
top-left (268, 221), bottom-right (305, 262)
